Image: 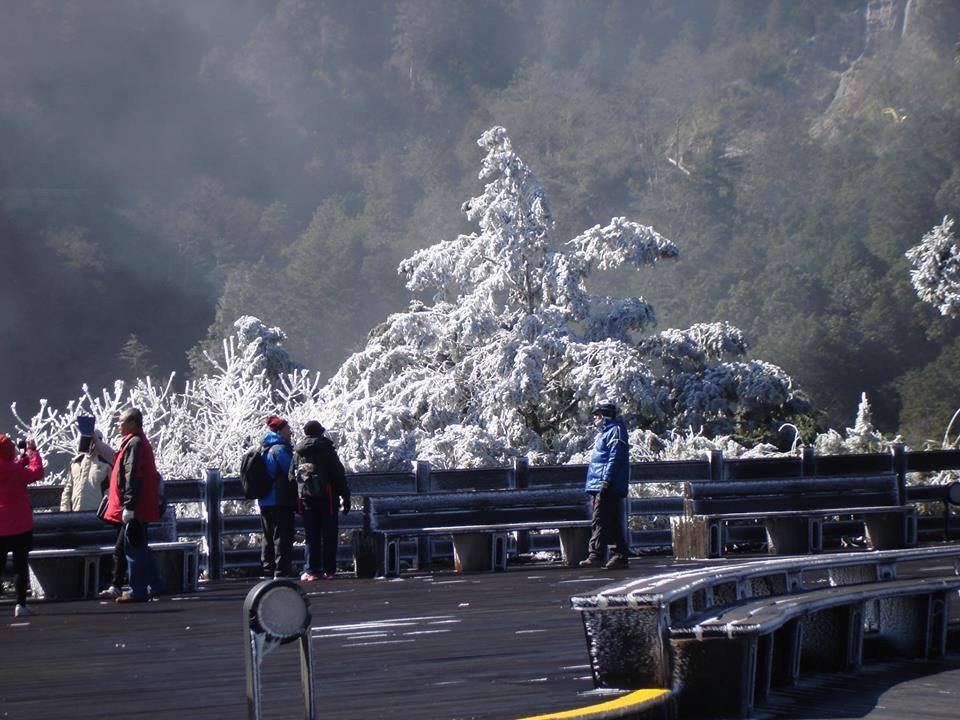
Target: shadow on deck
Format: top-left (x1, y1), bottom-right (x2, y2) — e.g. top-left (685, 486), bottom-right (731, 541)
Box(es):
top-left (1, 556), bottom-right (959, 719)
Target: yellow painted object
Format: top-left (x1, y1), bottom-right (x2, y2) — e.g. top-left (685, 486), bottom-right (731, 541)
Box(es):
top-left (516, 688), bottom-right (672, 720)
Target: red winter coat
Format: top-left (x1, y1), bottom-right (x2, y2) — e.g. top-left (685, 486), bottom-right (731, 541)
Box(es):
top-left (104, 430), bottom-right (160, 524)
top-left (0, 449), bottom-right (45, 537)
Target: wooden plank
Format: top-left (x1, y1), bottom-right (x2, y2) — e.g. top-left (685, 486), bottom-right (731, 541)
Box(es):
top-left (431, 467), bottom-right (513, 491)
top-left (726, 457), bottom-right (803, 479)
top-left (816, 453), bottom-right (894, 476)
top-left (2, 557), bottom-right (958, 719)
top-left (0, 566), bottom-right (628, 720)
top-left (906, 449), bottom-right (960, 473)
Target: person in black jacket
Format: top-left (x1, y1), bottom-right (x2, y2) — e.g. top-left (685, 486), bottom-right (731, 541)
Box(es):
top-left (290, 421), bottom-right (349, 580)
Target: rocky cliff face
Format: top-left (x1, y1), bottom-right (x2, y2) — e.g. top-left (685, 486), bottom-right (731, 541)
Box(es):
top-left (806, 0), bottom-right (958, 138)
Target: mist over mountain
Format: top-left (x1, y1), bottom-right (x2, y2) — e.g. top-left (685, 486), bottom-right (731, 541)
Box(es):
top-left (1, 0), bottom-right (958, 444)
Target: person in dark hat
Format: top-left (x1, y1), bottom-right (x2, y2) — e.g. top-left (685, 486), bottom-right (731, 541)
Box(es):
top-left (62, 430), bottom-right (112, 512)
top-left (580, 402), bottom-right (631, 570)
top-left (289, 420), bottom-right (350, 581)
top-left (259, 415), bottom-right (296, 578)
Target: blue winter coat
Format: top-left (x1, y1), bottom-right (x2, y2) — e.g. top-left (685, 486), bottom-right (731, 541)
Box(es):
top-left (258, 431), bottom-right (293, 508)
top-left (584, 419), bottom-right (630, 496)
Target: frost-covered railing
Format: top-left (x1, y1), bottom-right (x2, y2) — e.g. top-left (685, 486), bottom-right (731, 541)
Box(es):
top-left (30, 447), bottom-right (960, 579)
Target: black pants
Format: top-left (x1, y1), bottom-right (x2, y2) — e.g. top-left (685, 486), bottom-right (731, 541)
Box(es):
top-left (302, 508), bottom-right (339, 576)
top-left (0, 530), bottom-right (33, 605)
top-left (109, 523), bottom-right (128, 588)
top-left (260, 506), bottom-right (295, 576)
top-left (588, 493), bottom-right (629, 561)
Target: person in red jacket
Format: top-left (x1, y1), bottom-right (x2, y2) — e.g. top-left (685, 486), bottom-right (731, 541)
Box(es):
top-left (103, 408), bottom-right (161, 603)
top-left (0, 434), bottom-right (44, 617)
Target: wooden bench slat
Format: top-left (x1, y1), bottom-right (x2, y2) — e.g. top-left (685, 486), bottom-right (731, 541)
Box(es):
top-left (691, 504), bottom-right (914, 522)
top-left (672, 575), bottom-right (960, 637)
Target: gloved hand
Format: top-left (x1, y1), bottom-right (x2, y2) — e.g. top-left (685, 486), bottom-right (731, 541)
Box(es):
top-left (122, 508), bottom-right (135, 523)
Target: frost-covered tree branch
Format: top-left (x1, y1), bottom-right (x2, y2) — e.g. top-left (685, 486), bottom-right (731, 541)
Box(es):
top-left (906, 216), bottom-right (960, 319)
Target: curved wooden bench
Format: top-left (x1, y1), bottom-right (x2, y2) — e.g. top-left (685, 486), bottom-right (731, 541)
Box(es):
top-left (570, 545), bottom-right (960, 689)
top-left (670, 575), bottom-right (960, 717)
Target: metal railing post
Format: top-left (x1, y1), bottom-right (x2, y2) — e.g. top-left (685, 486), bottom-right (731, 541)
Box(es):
top-left (801, 447), bottom-right (815, 476)
top-left (708, 449), bottom-right (724, 482)
top-left (205, 468), bottom-right (224, 580)
top-left (513, 457), bottom-right (530, 556)
top-left (413, 460), bottom-right (432, 570)
top-left (890, 443), bottom-right (907, 506)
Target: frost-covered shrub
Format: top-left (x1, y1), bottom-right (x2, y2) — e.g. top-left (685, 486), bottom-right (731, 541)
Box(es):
top-left (906, 216), bottom-right (960, 319)
top-left (811, 393), bottom-right (890, 456)
top-left (10, 317), bottom-right (305, 483)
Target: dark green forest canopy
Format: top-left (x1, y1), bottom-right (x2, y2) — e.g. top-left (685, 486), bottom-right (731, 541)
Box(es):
top-left (1, 0), bottom-right (958, 445)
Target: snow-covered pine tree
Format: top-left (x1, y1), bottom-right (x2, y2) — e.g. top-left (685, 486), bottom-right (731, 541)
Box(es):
top-left (320, 126), bottom-right (812, 470)
top-left (906, 216), bottom-right (960, 319)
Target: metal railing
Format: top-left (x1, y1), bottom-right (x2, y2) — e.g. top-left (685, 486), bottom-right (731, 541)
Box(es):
top-left (30, 446), bottom-right (960, 579)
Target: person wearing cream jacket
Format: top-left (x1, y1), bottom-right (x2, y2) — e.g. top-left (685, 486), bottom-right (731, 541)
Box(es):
top-left (61, 430), bottom-right (113, 512)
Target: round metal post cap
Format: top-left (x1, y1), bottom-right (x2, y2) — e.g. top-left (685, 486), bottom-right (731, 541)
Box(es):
top-left (244, 579), bottom-right (311, 644)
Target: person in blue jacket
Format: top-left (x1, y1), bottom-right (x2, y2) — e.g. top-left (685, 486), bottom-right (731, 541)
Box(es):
top-left (580, 402), bottom-right (631, 569)
top-left (259, 415), bottom-right (295, 578)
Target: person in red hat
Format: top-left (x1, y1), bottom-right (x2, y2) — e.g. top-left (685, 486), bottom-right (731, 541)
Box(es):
top-left (0, 434), bottom-right (44, 617)
top-left (258, 415), bottom-right (296, 578)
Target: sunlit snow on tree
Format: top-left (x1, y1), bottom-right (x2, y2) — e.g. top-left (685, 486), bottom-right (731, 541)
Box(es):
top-left (906, 216), bottom-right (960, 319)
top-left (320, 127), bottom-right (813, 469)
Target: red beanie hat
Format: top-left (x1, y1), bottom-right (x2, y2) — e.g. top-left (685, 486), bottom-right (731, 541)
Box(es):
top-left (0, 435), bottom-right (16, 462)
top-left (266, 415), bottom-right (288, 432)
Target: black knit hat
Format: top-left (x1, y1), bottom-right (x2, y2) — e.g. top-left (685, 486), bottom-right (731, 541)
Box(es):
top-left (303, 420), bottom-right (325, 437)
top-left (590, 402), bottom-right (618, 418)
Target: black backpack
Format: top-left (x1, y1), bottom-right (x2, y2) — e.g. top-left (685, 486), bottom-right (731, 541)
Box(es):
top-left (240, 447), bottom-right (273, 500)
top-left (295, 460), bottom-right (329, 506)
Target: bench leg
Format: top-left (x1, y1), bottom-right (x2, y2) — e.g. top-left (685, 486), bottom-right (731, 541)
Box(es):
top-left (770, 619), bottom-right (802, 688)
top-left (28, 557), bottom-right (89, 600)
top-left (673, 636), bottom-right (757, 718)
top-left (351, 530), bottom-right (383, 579)
top-left (928, 590), bottom-right (950, 658)
top-left (800, 604), bottom-right (864, 673)
top-left (558, 527), bottom-right (591, 566)
top-left (864, 511), bottom-right (914, 550)
top-left (873, 592), bottom-right (939, 659)
top-left (186, 548), bottom-right (199, 591)
top-left (765, 517), bottom-right (814, 555)
top-left (152, 549), bottom-right (189, 594)
top-left (827, 565), bottom-right (883, 633)
top-left (386, 539), bottom-right (401, 577)
top-left (671, 516), bottom-right (720, 559)
top-left (754, 633), bottom-right (774, 707)
top-left (452, 533), bottom-right (495, 573)
top-left (581, 606), bottom-right (670, 689)
top-left (83, 556), bottom-right (99, 599)
top-left (493, 533), bottom-right (509, 571)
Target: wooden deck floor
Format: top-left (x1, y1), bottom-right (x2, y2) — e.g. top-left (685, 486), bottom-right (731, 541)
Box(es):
top-left (1, 556), bottom-right (959, 719)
